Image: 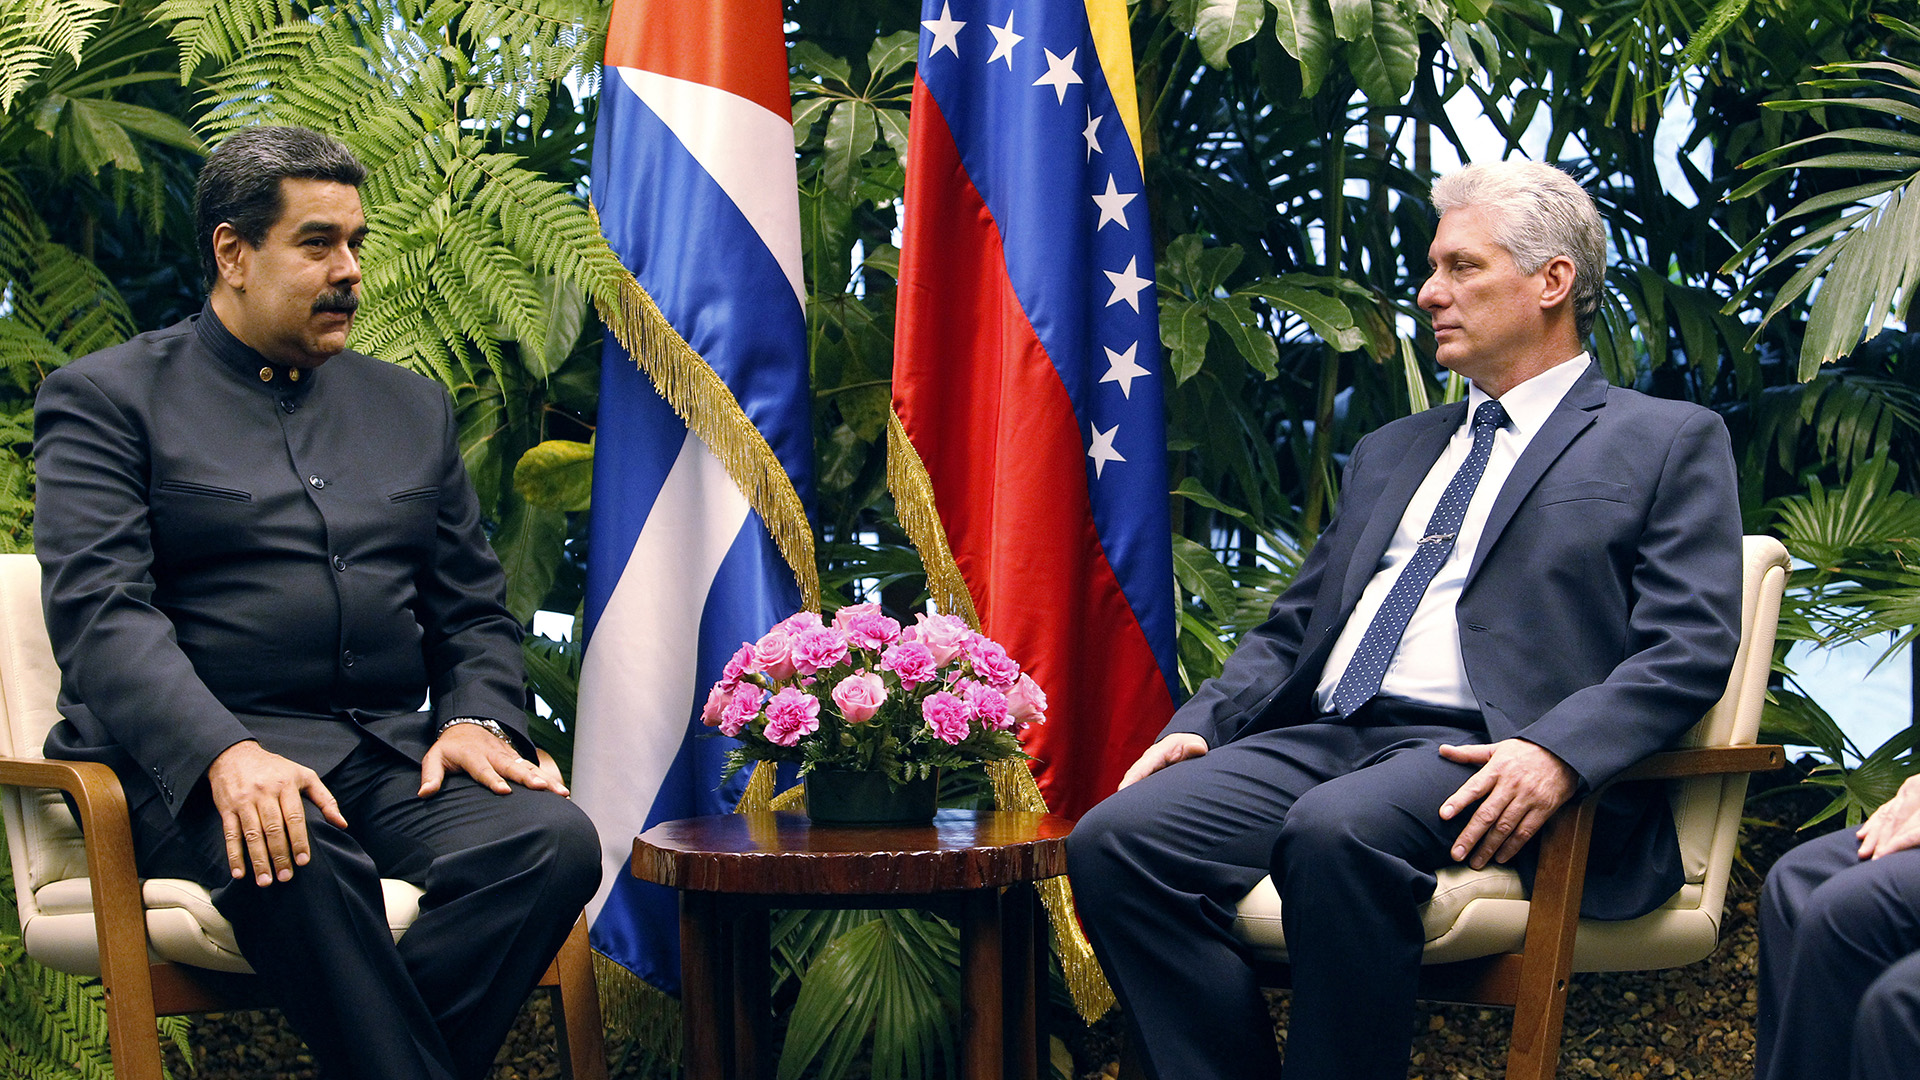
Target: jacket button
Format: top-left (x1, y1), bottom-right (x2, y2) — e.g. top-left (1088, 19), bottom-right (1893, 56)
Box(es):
top-left (342, 650), bottom-right (355, 667)
top-left (258, 367), bottom-right (272, 382)
top-left (309, 475), bottom-right (327, 489)
top-left (280, 399), bottom-right (296, 414)
top-left (332, 555), bottom-right (347, 572)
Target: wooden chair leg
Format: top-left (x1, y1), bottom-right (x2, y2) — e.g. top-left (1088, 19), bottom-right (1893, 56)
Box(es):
top-left (66, 762), bottom-right (167, 1080)
top-left (1504, 800), bottom-right (1596, 1080)
top-left (550, 914), bottom-right (608, 1080)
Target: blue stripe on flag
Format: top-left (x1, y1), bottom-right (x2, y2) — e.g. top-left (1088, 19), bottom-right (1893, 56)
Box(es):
top-left (593, 75), bottom-right (815, 503)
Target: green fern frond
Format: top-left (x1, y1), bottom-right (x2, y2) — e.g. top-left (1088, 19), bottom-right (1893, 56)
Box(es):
top-left (0, 0), bottom-right (116, 112)
top-left (26, 959), bottom-right (115, 1080)
top-left (151, 0), bottom-right (297, 79)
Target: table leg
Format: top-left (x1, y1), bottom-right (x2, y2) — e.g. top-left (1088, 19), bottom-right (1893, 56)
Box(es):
top-left (730, 902), bottom-right (771, 1080)
top-left (1003, 884), bottom-right (1039, 1080)
top-left (959, 888), bottom-right (1005, 1080)
top-left (680, 891), bottom-right (730, 1080)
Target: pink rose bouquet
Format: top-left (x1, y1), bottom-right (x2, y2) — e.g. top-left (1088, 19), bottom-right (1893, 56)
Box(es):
top-left (705, 605), bottom-right (1046, 787)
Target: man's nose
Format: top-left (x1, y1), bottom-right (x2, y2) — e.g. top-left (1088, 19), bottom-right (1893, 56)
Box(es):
top-left (334, 245), bottom-right (362, 286)
top-left (1417, 275), bottom-right (1442, 311)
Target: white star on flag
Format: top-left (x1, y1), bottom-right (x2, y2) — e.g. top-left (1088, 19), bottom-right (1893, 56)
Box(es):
top-left (1083, 108), bottom-right (1103, 160)
top-left (986, 12), bottom-right (1023, 69)
top-left (1103, 257), bottom-right (1152, 312)
top-left (1034, 47), bottom-right (1083, 104)
top-left (1088, 422), bottom-right (1126, 478)
top-left (1092, 174), bottom-right (1136, 230)
top-left (922, 3), bottom-right (965, 58)
top-left (1100, 342), bottom-right (1150, 399)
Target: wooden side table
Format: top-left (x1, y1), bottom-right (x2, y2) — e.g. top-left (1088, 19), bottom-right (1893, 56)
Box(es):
top-left (632, 809), bottom-right (1074, 1080)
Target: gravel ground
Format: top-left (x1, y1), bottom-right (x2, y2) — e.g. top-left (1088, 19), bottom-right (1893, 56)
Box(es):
top-left (167, 772), bottom-right (1838, 1080)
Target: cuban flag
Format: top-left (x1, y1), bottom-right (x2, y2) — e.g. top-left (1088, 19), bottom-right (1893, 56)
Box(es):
top-left (573, 0), bottom-right (812, 995)
top-left (892, 0), bottom-right (1177, 821)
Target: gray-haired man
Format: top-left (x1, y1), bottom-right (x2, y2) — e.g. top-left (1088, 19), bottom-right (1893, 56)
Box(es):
top-left (1068, 160), bottom-right (1744, 1080)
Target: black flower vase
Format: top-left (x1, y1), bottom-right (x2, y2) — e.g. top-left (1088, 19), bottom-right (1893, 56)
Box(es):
top-left (804, 769), bottom-right (939, 825)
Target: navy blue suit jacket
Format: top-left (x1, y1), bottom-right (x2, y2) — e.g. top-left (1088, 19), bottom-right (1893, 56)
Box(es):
top-left (1163, 362), bottom-right (1744, 919)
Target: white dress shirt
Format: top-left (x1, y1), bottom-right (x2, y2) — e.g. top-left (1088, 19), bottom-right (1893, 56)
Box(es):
top-left (1313, 353), bottom-right (1594, 713)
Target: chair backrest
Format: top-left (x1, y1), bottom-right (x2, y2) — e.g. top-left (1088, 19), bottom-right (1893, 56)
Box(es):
top-left (0, 553), bottom-right (91, 914)
top-left (1668, 536), bottom-right (1789, 910)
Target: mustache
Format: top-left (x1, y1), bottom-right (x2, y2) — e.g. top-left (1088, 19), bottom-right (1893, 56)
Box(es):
top-left (312, 290), bottom-right (359, 315)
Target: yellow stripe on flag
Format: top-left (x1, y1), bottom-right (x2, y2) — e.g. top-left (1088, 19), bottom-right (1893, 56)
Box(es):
top-left (1085, 0), bottom-right (1143, 160)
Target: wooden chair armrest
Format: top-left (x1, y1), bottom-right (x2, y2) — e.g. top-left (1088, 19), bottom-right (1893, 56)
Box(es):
top-left (0, 753), bottom-right (158, 1022)
top-left (1608, 744), bottom-right (1784, 785)
top-left (1503, 743), bottom-right (1781, 1072)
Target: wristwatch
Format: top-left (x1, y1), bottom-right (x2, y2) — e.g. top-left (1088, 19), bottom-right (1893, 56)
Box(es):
top-left (439, 716), bottom-right (514, 746)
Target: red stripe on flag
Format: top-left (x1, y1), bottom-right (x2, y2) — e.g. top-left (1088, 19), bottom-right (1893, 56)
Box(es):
top-left (604, 0), bottom-right (791, 120)
top-left (894, 83), bottom-right (1173, 820)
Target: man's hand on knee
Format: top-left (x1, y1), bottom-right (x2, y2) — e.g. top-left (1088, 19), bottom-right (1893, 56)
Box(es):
top-left (419, 722), bottom-right (569, 798)
top-left (1119, 734), bottom-right (1209, 790)
top-left (208, 740), bottom-right (349, 887)
top-left (1857, 773), bottom-right (1920, 859)
top-left (1435, 739), bottom-right (1577, 870)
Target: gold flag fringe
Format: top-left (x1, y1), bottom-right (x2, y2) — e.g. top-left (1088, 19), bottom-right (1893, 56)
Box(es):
top-left (734, 759), bottom-right (779, 812)
top-left (589, 204), bottom-right (820, 612)
top-left (592, 950), bottom-right (681, 1067)
top-left (885, 409), bottom-right (977, 626)
top-left (989, 758), bottom-right (1116, 1022)
top-left (890, 407), bottom-right (1116, 1023)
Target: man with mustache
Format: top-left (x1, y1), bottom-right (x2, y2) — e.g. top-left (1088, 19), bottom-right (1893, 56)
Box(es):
top-left (32, 126), bottom-right (600, 1080)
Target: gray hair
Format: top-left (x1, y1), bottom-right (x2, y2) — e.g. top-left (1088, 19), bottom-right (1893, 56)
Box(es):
top-left (194, 126), bottom-right (366, 286)
top-left (1430, 161), bottom-right (1607, 340)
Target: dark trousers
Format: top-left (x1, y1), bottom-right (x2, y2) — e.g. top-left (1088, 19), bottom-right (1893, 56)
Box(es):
top-left (1067, 701), bottom-right (1487, 1080)
top-left (1758, 827), bottom-right (1920, 1080)
top-left (133, 737), bottom-right (602, 1080)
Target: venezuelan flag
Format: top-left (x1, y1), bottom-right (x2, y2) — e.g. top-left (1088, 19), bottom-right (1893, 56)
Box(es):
top-left (892, 0), bottom-right (1177, 821)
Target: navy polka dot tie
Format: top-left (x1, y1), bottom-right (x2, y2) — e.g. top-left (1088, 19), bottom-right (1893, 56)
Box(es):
top-left (1331, 399), bottom-right (1508, 718)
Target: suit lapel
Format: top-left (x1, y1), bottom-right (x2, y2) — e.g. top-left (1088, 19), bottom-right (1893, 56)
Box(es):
top-left (1466, 363), bottom-right (1609, 581)
top-left (1338, 403), bottom-right (1463, 613)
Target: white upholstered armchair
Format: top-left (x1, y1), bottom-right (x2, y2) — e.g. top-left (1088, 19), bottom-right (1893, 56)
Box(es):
top-left (1126, 535), bottom-right (1789, 1080)
top-left (0, 553), bottom-right (607, 1080)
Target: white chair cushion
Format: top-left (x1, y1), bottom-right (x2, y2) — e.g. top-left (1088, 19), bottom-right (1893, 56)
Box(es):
top-left (1231, 868), bottom-right (1713, 971)
top-left (23, 876), bottom-right (426, 976)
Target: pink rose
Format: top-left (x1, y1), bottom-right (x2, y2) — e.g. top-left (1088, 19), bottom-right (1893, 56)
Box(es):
top-left (777, 611), bottom-right (824, 637)
top-left (879, 641), bottom-right (937, 687)
top-left (831, 602), bottom-right (884, 630)
top-left (719, 685), bottom-right (765, 737)
top-left (749, 630), bottom-right (797, 682)
top-left (701, 684), bottom-right (731, 727)
top-left (1006, 674), bottom-right (1047, 726)
top-left (908, 613), bottom-right (972, 665)
top-left (843, 611), bottom-right (903, 651)
top-left (922, 691), bottom-right (972, 745)
top-left (762, 688), bottom-right (821, 747)
top-left (830, 671), bottom-right (888, 723)
top-left (964, 637), bottom-right (1020, 689)
top-left (791, 626), bottom-right (851, 675)
top-left (960, 680), bottom-right (1012, 731)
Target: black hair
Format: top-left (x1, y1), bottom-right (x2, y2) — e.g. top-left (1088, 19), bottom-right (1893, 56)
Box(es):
top-left (193, 126), bottom-right (366, 286)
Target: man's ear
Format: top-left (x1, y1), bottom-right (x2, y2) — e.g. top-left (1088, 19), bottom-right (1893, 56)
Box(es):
top-left (1538, 254), bottom-right (1576, 311)
top-left (211, 222), bottom-right (251, 292)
